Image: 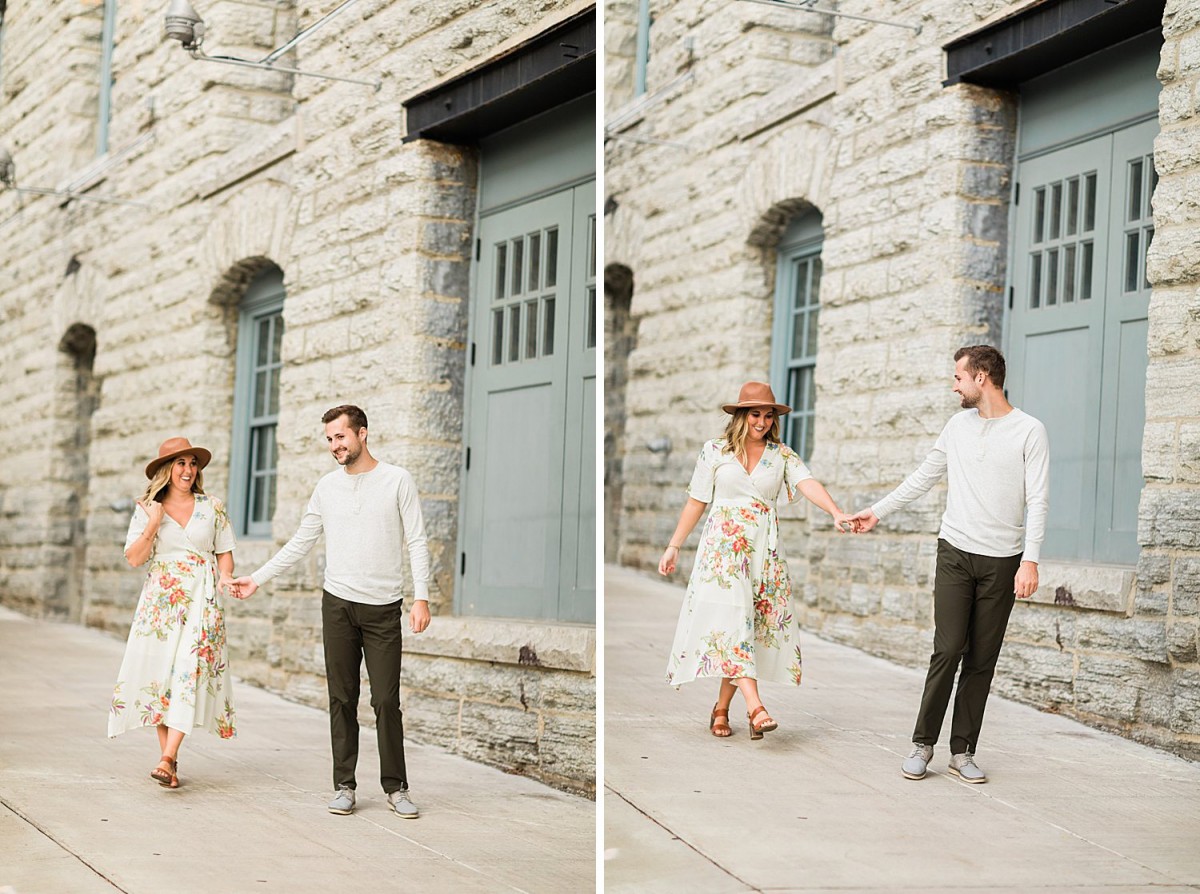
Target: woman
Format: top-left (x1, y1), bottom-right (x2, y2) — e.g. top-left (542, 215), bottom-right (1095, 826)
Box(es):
top-left (108, 437), bottom-right (237, 787)
top-left (660, 382), bottom-right (852, 739)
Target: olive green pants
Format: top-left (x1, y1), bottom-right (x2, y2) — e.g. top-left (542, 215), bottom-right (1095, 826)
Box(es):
top-left (322, 590), bottom-right (408, 794)
top-left (912, 540), bottom-right (1023, 755)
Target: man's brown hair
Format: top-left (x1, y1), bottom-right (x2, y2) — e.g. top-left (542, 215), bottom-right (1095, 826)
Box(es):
top-left (954, 345), bottom-right (1006, 389)
top-left (322, 404), bottom-right (368, 431)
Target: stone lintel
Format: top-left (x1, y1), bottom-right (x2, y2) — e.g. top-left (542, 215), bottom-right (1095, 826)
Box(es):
top-left (1030, 560), bottom-right (1136, 614)
top-left (407, 615), bottom-right (596, 673)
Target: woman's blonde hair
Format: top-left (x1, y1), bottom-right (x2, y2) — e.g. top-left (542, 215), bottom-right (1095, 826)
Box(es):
top-left (138, 458), bottom-right (205, 506)
top-left (722, 408), bottom-right (781, 461)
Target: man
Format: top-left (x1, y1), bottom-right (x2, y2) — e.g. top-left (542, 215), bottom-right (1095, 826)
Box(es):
top-left (848, 346), bottom-right (1048, 784)
top-left (231, 405), bottom-right (432, 817)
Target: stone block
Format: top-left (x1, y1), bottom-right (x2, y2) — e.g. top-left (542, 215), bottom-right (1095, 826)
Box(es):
top-left (1028, 561), bottom-right (1134, 613)
top-left (1074, 655), bottom-right (1145, 723)
top-left (1075, 615), bottom-right (1169, 664)
top-left (1171, 669), bottom-right (1200, 735)
top-left (1167, 621), bottom-right (1199, 663)
top-left (994, 642), bottom-right (1075, 708)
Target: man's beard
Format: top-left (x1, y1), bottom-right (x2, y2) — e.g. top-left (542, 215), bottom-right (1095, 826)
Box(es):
top-left (335, 445), bottom-right (361, 465)
top-left (959, 391), bottom-right (980, 408)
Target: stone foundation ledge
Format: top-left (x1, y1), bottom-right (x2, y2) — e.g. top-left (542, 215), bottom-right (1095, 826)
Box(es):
top-left (1027, 560), bottom-right (1136, 614)
top-left (407, 615), bottom-right (595, 673)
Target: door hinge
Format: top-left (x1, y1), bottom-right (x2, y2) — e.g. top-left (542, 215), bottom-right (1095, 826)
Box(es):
top-left (1014, 182), bottom-right (1020, 206)
top-left (475, 238), bottom-right (481, 261)
top-left (465, 447), bottom-right (471, 470)
top-left (460, 552), bottom-right (466, 575)
top-left (1008, 286), bottom-right (1014, 310)
top-left (470, 342), bottom-right (476, 366)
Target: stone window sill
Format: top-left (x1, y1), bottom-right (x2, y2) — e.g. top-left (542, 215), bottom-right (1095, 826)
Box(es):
top-left (404, 615), bottom-right (596, 673)
top-left (1021, 560), bottom-right (1135, 614)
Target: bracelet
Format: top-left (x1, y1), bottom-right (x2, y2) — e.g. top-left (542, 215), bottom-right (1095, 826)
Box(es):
top-left (667, 543), bottom-right (682, 550)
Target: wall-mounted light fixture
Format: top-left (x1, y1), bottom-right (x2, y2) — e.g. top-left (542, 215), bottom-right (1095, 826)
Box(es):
top-left (0, 145), bottom-right (150, 208)
top-left (164, 0), bottom-right (382, 91)
top-left (735, 0), bottom-right (922, 35)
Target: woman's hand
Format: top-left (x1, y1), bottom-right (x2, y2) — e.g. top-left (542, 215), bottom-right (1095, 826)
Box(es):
top-left (659, 546), bottom-right (679, 576)
top-left (138, 499), bottom-right (165, 527)
top-left (832, 509), bottom-right (856, 534)
top-left (218, 573), bottom-right (235, 596)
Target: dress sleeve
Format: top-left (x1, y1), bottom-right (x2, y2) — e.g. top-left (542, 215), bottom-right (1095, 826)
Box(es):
top-left (124, 503), bottom-right (150, 552)
top-left (781, 445), bottom-right (814, 504)
top-left (685, 440), bottom-right (718, 503)
top-left (211, 497), bottom-right (237, 555)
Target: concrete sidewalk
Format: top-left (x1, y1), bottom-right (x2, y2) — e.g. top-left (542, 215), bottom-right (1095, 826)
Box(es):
top-left (604, 565), bottom-right (1200, 893)
top-left (0, 606), bottom-right (594, 894)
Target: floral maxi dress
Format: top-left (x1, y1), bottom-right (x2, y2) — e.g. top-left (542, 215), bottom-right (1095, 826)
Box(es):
top-left (108, 495), bottom-right (238, 739)
top-left (666, 439), bottom-right (811, 687)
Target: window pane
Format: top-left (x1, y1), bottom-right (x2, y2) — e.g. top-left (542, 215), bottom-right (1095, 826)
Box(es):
top-left (545, 228), bottom-right (558, 287)
top-left (265, 473), bottom-right (277, 524)
top-left (1083, 173), bottom-right (1097, 231)
top-left (1063, 244), bottom-right (1076, 303)
top-left (251, 476), bottom-right (266, 523)
top-left (1081, 241), bottom-right (1094, 300)
top-left (587, 215), bottom-right (596, 278)
top-left (1148, 158), bottom-right (1158, 219)
top-left (511, 238), bottom-right (524, 296)
top-left (1066, 177), bottom-right (1079, 236)
top-left (805, 307), bottom-right (819, 358)
top-left (255, 424), bottom-right (276, 472)
top-left (271, 313), bottom-right (285, 364)
top-left (586, 286), bottom-right (597, 349)
top-left (267, 368), bottom-right (280, 416)
top-left (1144, 226), bottom-right (1154, 290)
top-left (495, 243), bottom-right (507, 300)
top-left (1049, 182), bottom-right (1062, 240)
top-left (491, 309), bottom-right (503, 365)
top-left (542, 297), bottom-right (556, 356)
top-left (254, 369), bottom-right (268, 417)
top-left (804, 414), bottom-right (816, 462)
top-left (524, 300), bottom-right (538, 360)
top-left (810, 257), bottom-right (822, 305)
top-left (508, 305), bottom-right (521, 362)
top-left (1128, 159), bottom-right (1143, 224)
top-left (528, 233), bottom-right (541, 292)
top-left (1029, 252), bottom-right (1042, 309)
top-left (791, 311), bottom-right (806, 360)
top-left (1033, 188), bottom-right (1045, 244)
top-left (256, 317), bottom-right (271, 366)
top-left (1046, 248), bottom-right (1058, 306)
top-left (1125, 231), bottom-right (1140, 293)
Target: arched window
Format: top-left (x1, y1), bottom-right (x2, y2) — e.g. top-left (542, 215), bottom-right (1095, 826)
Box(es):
top-left (770, 210), bottom-right (824, 462)
top-left (229, 267), bottom-right (285, 538)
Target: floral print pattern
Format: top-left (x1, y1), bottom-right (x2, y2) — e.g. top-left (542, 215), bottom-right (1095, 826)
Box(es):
top-left (109, 494), bottom-right (238, 740)
top-left (667, 439), bottom-right (813, 687)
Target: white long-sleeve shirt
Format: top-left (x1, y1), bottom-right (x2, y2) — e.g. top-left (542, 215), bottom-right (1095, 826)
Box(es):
top-left (872, 408), bottom-right (1050, 563)
top-left (250, 462), bottom-right (431, 604)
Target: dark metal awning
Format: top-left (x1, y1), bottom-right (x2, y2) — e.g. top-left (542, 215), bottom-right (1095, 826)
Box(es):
top-left (402, 5), bottom-right (595, 143)
top-left (944, 0), bottom-right (1165, 87)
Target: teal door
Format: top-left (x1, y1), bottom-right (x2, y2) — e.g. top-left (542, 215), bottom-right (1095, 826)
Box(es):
top-left (460, 181), bottom-right (596, 621)
top-left (1006, 119), bottom-right (1156, 564)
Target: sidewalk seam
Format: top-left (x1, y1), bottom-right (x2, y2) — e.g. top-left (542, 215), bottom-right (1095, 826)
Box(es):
top-left (606, 785), bottom-right (763, 893)
top-left (1, 797), bottom-right (128, 893)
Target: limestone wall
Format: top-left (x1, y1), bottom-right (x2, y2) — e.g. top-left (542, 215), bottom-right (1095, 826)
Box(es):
top-left (0, 0), bottom-right (594, 795)
top-left (606, 0), bottom-right (1200, 759)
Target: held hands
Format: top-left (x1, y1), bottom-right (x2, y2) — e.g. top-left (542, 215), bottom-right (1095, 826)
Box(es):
top-left (410, 600), bottom-right (431, 633)
top-left (845, 508), bottom-right (880, 534)
top-left (1014, 561), bottom-right (1039, 599)
top-left (227, 576), bottom-right (258, 600)
top-left (218, 573), bottom-right (235, 597)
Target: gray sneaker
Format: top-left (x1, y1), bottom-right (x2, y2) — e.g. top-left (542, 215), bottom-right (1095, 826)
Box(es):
top-left (902, 743), bottom-right (934, 779)
top-left (388, 786), bottom-right (419, 819)
top-left (328, 786), bottom-right (356, 814)
top-left (948, 752), bottom-right (987, 784)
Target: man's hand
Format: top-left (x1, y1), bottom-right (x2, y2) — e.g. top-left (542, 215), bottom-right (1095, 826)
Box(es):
top-left (410, 600), bottom-right (431, 633)
top-left (847, 508), bottom-right (880, 533)
top-left (229, 576), bottom-right (258, 600)
top-left (1014, 561), bottom-right (1039, 599)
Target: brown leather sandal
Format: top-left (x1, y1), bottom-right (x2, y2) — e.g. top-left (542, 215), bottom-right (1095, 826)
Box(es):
top-left (748, 705), bottom-right (778, 740)
top-left (151, 755), bottom-right (178, 788)
top-left (709, 704), bottom-right (732, 738)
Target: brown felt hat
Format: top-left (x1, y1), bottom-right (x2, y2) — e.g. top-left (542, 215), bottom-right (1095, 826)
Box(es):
top-left (145, 437), bottom-right (212, 479)
top-left (721, 381), bottom-right (791, 416)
